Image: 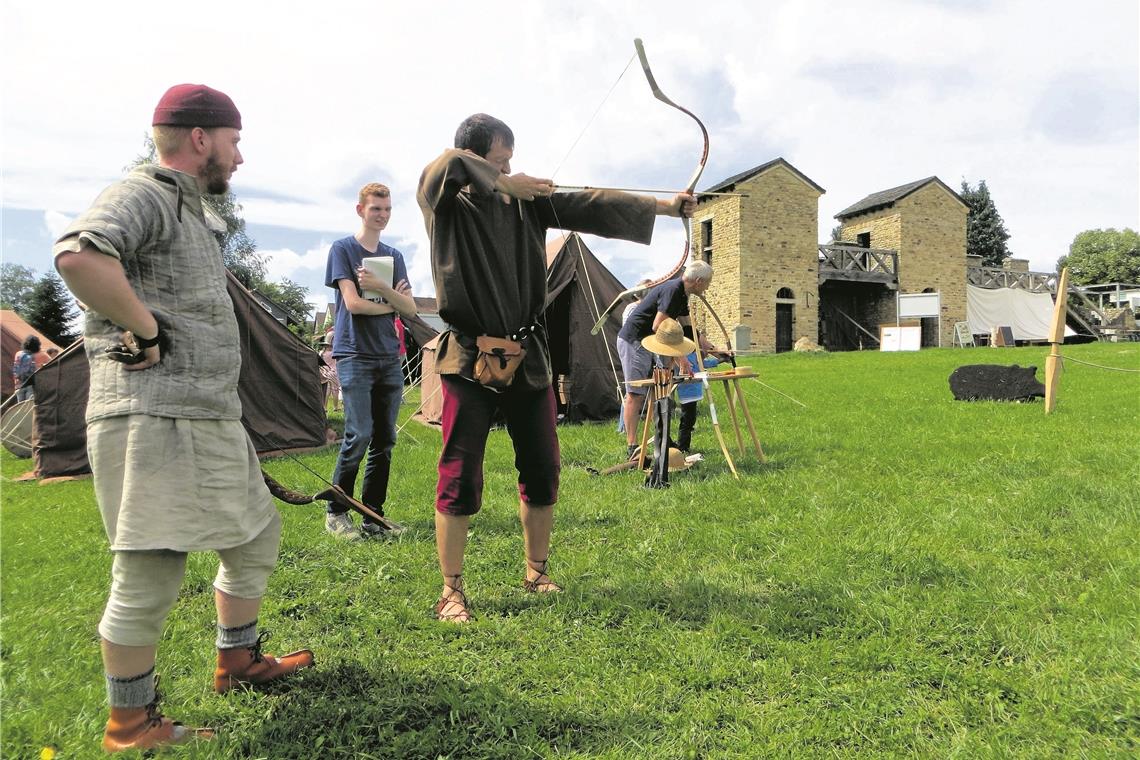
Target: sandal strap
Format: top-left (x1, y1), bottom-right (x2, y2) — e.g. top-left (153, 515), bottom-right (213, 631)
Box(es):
top-left (437, 574), bottom-right (471, 621)
top-left (523, 559), bottom-right (562, 593)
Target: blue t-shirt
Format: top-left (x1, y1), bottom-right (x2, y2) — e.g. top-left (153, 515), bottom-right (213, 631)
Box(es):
top-left (676, 353), bottom-right (721, 404)
top-left (325, 236), bottom-right (409, 358)
top-left (617, 278), bottom-right (690, 343)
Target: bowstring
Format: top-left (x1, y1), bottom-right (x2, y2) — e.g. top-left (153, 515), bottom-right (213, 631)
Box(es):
top-left (545, 51), bottom-right (639, 420)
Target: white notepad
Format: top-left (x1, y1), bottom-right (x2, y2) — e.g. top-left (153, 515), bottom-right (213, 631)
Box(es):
top-left (360, 256), bottom-right (394, 300)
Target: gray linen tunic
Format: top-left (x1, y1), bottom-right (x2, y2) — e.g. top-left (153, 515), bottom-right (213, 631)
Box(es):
top-left (53, 166), bottom-right (275, 551)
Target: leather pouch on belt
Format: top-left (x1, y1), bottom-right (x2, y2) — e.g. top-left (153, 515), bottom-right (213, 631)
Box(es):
top-left (473, 336), bottom-right (526, 389)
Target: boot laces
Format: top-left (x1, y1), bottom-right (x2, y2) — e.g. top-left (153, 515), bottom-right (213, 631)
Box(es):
top-left (144, 678), bottom-right (167, 729)
top-left (249, 631), bottom-right (272, 664)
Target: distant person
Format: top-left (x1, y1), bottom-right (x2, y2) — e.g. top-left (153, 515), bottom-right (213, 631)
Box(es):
top-left (323, 183), bottom-right (416, 540)
top-left (617, 261), bottom-right (722, 459)
top-left (417, 112), bottom-right (695, 622)
top-left (318, 332), bottom-right (341, 413)
top-left (46, 346), bottom-right (60, 360)
top-left (616, 279), bottom-right (654, 445)
top-left (640, 317), bottom-right (698, 481)
top-left (53, 83), bottom-right (313, 753)
top-left (11, 335), bottom-right (42, 402)
top-left (675, 350), bottom-right (721, 453)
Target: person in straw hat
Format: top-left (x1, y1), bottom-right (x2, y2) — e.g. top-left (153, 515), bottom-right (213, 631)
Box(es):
top-left (640, 318), bottom-right (697, 486)
top-left (617, 261), bottom-right (718, 460)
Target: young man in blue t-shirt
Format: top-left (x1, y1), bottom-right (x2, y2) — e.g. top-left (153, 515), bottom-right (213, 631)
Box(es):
top-left (324, 183), bottom-right (417, 539)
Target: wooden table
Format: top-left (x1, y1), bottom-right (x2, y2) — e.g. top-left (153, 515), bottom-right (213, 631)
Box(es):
top-left (628, 368), bottom-right (764, 478)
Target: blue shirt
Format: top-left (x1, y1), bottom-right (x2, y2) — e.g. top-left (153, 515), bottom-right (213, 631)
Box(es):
top-left (325, 235), bottom-right (409, 358)
top-left (676, 353), bottom-right (721, 403)
top-left (617, 278), bottom-right (689, 343)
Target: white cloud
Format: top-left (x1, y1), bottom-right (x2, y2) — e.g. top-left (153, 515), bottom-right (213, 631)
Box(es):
top-left (42, 211), bottom-right (74, 241)
top-left (2, 0), bottom-right (1136, 290)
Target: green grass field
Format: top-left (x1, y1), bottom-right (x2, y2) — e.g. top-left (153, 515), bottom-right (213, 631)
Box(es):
top-left (2, 343), bottom-right (1138, 758)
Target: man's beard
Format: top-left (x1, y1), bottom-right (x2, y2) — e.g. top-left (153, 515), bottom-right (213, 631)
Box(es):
top-left (201, 155), bottom-right (230, 195)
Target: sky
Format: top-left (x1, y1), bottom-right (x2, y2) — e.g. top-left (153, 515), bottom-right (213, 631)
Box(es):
top-left (2, 0), bottom-right (1137, 315)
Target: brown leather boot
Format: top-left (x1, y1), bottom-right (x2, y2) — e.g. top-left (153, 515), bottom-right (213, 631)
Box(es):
top-left (102, 692), bottom-right (213, 752)
top-left (213, 632), bottom-right (314, 693)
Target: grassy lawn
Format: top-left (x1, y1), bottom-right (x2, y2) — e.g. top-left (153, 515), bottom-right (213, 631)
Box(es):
top-left (2, 343), bottom-right (1138, 758)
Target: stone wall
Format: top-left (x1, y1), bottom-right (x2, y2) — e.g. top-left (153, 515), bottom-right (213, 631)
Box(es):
top-left (839, 183), bottom-right (967, 346)
top-left (695, 164), bottom-right (822, 351)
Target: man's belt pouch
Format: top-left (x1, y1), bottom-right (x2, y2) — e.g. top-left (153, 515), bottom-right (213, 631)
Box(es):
top-left (474, 336), bottom-right (526, 389)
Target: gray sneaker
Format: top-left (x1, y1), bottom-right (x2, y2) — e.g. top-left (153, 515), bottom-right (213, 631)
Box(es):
top-left (325, 512), bottom-right (360, 540)
top-left (362, 524), bottom-right (408, 540)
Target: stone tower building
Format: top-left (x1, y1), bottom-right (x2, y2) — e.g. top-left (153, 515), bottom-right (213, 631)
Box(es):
top-left (692, 158), bottom-right (825, 352)
top-left (834, 177), bottom-right (968, 347)
top-left (690, 167), bottom-right (969, 352)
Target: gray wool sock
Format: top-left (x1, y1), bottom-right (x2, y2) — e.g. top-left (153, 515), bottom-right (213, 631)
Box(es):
top-left (216, 619), bottom-right (259, 650)
top-left (106, 667), bottom-right (156, 708)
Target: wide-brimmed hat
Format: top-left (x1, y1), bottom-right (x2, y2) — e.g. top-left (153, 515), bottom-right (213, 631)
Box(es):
top-left (641, 318), bottom-right (697, 357)
top-left (666, 447), bottom-right (693, 471)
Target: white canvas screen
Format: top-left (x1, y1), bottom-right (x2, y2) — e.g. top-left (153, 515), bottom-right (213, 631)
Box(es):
top-left (966, 285), bottom-right (1076, 341)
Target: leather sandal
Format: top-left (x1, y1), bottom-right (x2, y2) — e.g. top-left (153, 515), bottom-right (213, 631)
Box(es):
top-left (523, 558), bottom-right (562, 593)
top-left (435, 574), bottom-right (471, 623)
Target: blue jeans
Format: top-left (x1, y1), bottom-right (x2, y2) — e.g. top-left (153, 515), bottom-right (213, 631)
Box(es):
top-left (329, 355), bottom-right (404, 520)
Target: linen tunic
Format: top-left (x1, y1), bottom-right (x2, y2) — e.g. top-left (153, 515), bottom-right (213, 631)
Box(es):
top-left (53, 165), bottom-right (275, 551)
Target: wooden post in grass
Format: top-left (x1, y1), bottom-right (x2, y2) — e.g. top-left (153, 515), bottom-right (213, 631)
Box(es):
top-left (1044, 267), bottom-right (1070, 414)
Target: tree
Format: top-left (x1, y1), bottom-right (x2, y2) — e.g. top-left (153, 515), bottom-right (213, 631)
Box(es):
top-left (208, 191), bottom-right (265, 288)
top-left (960, 180), bottom-right (1011, 266)
top-left (128, 135), bottom-right (267, 288)
top-left (25, 271), bottom-right (79, 346)
top-left (256, 278), bottom-right (315, 337)
top-left (1, 263), bottom-right (38, 314)
top-left (1057, 228), bottom-right (1140, 285)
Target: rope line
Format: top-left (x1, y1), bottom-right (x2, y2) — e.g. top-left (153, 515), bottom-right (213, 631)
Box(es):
top-left (1057, 354), bottom-right (1140, 373)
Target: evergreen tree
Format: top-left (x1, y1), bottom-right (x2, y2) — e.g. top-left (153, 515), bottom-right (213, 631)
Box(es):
top-left (25, 272), bottom-right (79, 346)
top-left (1, 263), bottom-right (38, 314)
top-left (960, 180), bottom-right (1011, 266)
top-left (1057, 228), bottom-right (1140, 284)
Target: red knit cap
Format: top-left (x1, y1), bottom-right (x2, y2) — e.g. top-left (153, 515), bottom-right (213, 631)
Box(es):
top-left (152, 84), bottom-right (242, 129)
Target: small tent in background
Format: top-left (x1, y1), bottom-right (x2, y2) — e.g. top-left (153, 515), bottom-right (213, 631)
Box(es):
top-left (544, 233), bottom-right (629, 422)
top-left (400, 312), bottom-right (439, 386)
top-left (413, 335), bottom-right (443, 427)
top-left (1, 310), bottom-right (61, 399)
top-left (32, 270), bottom-right (328, 478)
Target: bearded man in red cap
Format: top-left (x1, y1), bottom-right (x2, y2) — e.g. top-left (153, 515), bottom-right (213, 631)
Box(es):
top-left (54, 84), bottom-right (313, 752)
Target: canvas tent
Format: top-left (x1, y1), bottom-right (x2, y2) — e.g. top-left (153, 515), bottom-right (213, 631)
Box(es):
top-left (414, 335), bottom-right (444, 426)
top-left (31, 270), bottom-right (328, 478)
top-left (544, 233), bottom-right (630, 422)
top-left (399, 312), bottom-right (440, 385)
top-left (1, 310), bottom-right (61, 399)
top-left (966, 285), bottom-right (1076, 342)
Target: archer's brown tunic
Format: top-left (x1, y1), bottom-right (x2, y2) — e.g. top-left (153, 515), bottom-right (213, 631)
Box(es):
top-left (418, 149), bottom-right (656, 391)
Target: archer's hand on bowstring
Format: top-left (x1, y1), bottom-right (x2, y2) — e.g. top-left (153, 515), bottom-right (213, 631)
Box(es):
top-left (495, 172), bottom-right (555, 202)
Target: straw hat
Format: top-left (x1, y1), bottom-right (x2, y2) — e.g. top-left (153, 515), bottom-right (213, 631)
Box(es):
top-left (666, 447), bottom-right (693, 471)
top-left (641, 318), bottom-right (697, 357)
